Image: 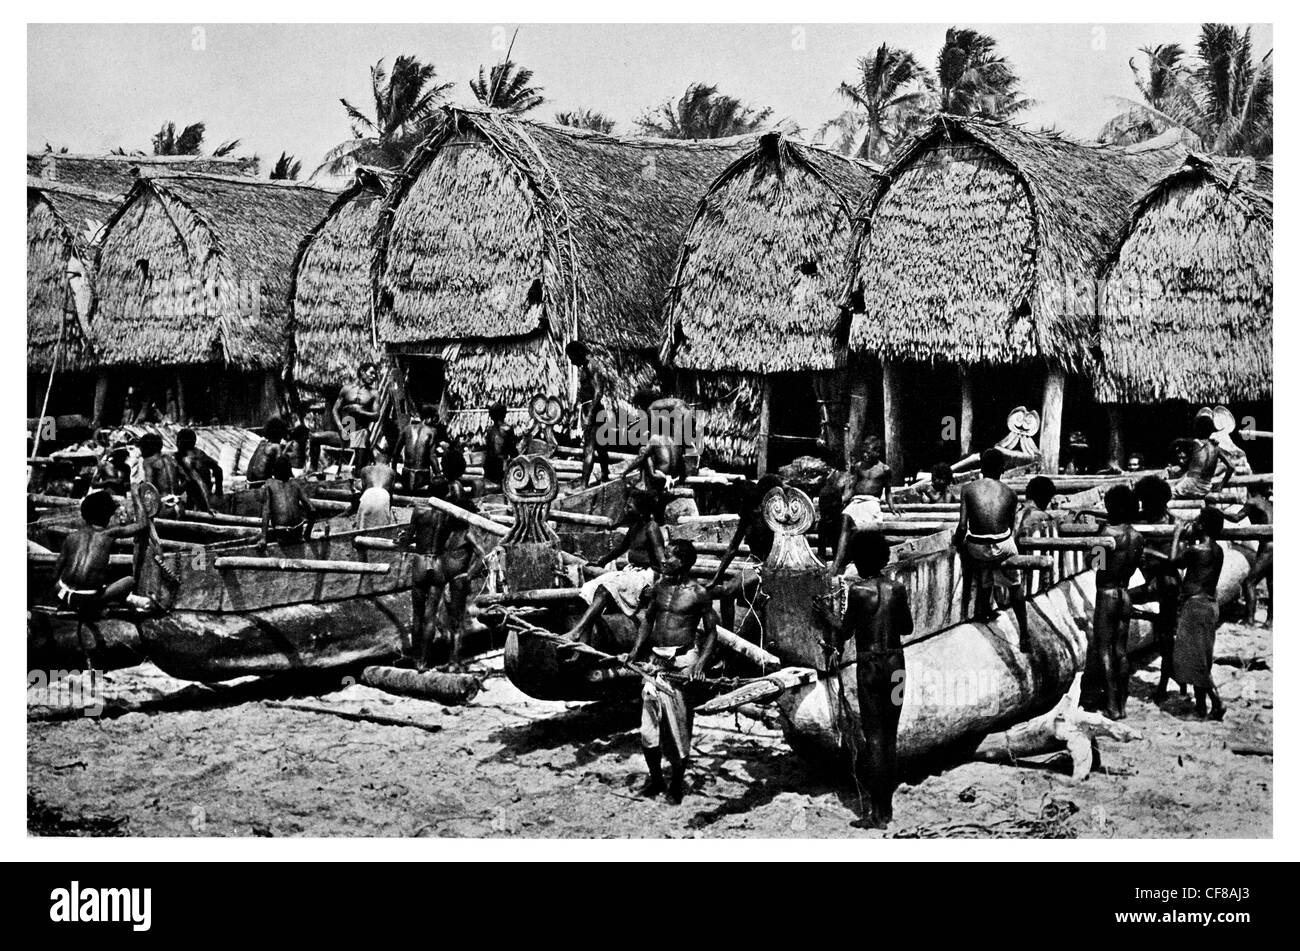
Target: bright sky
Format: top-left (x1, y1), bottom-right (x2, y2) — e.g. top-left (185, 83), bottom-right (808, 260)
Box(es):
top-left (28, 22), bottom-right (1273, 184)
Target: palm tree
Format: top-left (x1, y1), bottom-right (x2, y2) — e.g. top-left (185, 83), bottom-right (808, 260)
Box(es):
top-left (151, 121), bottom-right (240, 157)
top-left (270, 152), bottom-right (302, 180)
top-left (636, 83), bottom-right (774, 139)
top-left (1100, 25), bottom-right (1271, 157)
top-left (317, 55), bottom-right (453, 176)
top-left (470, 60), bottom-right (544, 114)
top-left (834, 44), bottom-right (933, 162)
top-left (815, 110), bottom-right (869, 157)
top-left (555, 108), bottom-right (615, 133)
top-left (935, 28), bottom-right (1032, 119)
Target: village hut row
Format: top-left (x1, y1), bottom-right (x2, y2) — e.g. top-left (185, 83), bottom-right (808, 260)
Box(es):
top-left (28, 113), bottom-right (1271, 477)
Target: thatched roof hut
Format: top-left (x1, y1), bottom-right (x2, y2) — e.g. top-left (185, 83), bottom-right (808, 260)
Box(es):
top-left (27, 178), bottom-right (117, 373)
top-left (660, 133), bottom-right (878, 468)
top-left (92, 173), bottom-right (335, 372)
top-left (845, 115), bottom-right (1184, 371)
top-left (287, 167), bottom-right (393, 401)
top-left (374, 107), bottom-right (751, 438)
top-left (27, 152), bottom-right (259, 198)
top-left (1097, 153), bottom-right (1273, 404)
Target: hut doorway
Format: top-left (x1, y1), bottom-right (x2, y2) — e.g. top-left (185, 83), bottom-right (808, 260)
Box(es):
top-left (764, 372), bottom-right (828, 472)
top-left (394, 355), bottom-right (447, 420)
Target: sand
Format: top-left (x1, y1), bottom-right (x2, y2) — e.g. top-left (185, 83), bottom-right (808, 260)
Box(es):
top-left (27, 620), bottom-right (1270, 839)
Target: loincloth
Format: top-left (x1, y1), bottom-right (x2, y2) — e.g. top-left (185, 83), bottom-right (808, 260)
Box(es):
top-left (267, 520), bottom-right (309, 545)
top-left (961, 529), bottom-right (1021, 593)
top-left (1170, 474), bottom-right (1213, 499)
top-left (640, 647), bottom-right (697, 762)
top-left (56, 578), bottom-right (105, 610)
top-left (843, 494), bottom-right (883, 531)
top-left (357, 486), bottom-right (393, 529)
top-left (580, 565), bottom-right (654, 615)
top-left (1172, 594), bottom-right (1219, 688)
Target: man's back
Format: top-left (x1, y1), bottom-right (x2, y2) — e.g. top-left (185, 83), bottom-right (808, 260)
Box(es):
top-left (1098, 524), bottom-right (1145, 588)
top-left (1188, 438), bottom-right (1220, 483)
top-left (60, 528), bottom-right (116, 588)
top-left (360, 463), bottom-right (395, 492)
top-left (844, 576), bottom-right (912, 650)
top-left (963, 478), bottom-right (1017, 535)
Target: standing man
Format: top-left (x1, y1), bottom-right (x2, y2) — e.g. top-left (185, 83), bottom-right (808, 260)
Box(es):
top-left (333, 361), bottom-right (382, 467)
top-left (483, 402), bottom-right (519, 486)
top-left (817, 533), bottom-right (910, 828)
top-left (1130, 476), bottom-right (1183, 702)
top-left (1081, 485), bottom-right (1145, 721)
top-left (175, 428), bottom-right (223, 500)
top-left (624, 539), bottom-right (718, 805)
top-left (567, 341), bottom-right (611, 487)
top-left (394, 403), bottom-right (443, 494)
top-left (954, 448), bottom-right (1030, 651)
top-left (1225, 486), bottom-right (1273, 626)
top-left (1164, 508), bottom-right (1227, 720)
top-left (829, 436), bottom-right (894, 576)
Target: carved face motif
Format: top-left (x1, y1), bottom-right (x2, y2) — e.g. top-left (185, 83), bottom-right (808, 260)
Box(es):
top-left (134, 482), bottom-right (162, 519)
top-left (761, 485), bottom-right (815, 536)
top-left (504, 455), bottom-right (559, 505)
top-left (529, 394), bottom-right (564, 428)
top-left (1006, 406), bottom-right (1041, 439)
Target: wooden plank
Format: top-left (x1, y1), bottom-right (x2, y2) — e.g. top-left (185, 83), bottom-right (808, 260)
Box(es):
top-left (1040, 369), bottom-right (1065, 474)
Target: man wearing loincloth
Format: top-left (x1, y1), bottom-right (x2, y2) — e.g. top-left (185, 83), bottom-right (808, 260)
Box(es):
top-left (393, 403), bottom-right (444, 495)
top-left (1164, 507), bottom-right (1227, 720)
top-left (567, 341), bottom-right (611, 487)
top-left (955, 448), bottom-right (1030, 651)
top-left (1170, 412), bottom-right (1222, 499)
top-left (816, 532), bottom-right (910, 829)
top-left (138, 432), bottom-right (207, 519)
top-left (1129, 475), bottom-right (1184, 702)
top-left (830, 436), bottom-right (894, 576)
top-left (562, 488), bottom-right (664, 645)
top-left (246, 415), bottom-right (289, 483)
top-left (1224, 485), bottom-right (1272, 627)
top-left (623, 540), bottom-right (717, 805)
top-left (356, 447), bottom-right (396, 530)
top-left (1080, 485), bottom-right (1146, 720)
top-left (54, 491), bottom-right (153, 615)
top-left (333, 361), bottom-right (382, 466)
top-left (260, 456), bottom-right (316, 546)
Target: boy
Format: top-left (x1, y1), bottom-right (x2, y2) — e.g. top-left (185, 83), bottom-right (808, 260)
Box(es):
top-left (1080, 485), bottom-right (1145, 720)
top-left (260, 456), bottom-right (316, 546)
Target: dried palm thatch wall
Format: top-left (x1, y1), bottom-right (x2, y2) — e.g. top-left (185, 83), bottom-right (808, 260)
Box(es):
top-left (661, 133), bottom-right (877, 467)
top-left (288, 167), bottom-right (392, 402)
top-left (1097, 153), bottom-right (1272, 404)
top-left (375, 107), bottom-right (749, 442)
top-left (93, 174), bottom-right (335, 372)
top-left (845, 115), bottom-right (1185, 371)
top-left (28, 152), bottom-right (259, 198)
top-left (28, 178), bottom-right (117, 373)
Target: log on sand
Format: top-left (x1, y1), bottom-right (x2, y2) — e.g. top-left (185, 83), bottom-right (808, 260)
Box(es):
top-left (360, 665), bottom-right (482, 705)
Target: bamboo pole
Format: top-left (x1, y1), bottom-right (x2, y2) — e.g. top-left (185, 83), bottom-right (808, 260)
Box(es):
top-left (756, 377), bottom-right (773, 477)
top-left (1040, 369), bottom-right (1066, 474)
top-left (212, 556), bottom-right (391, 575)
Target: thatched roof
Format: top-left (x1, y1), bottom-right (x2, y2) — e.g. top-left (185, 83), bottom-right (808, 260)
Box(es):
top-left (1097, 153), bottom-right (1273, 403)
top-left (92, 173), bottom-right (336, 370)
top-left (845, 115), bottom-right (1185, 370)
top-left (27, 178), bottom-right (118, 372)
top-left (288, 167), bottom-right (393, 398)
top-left (662, 133), bottom-right (879, 374)
top-left (374, 107), bottom-right (752, 421)
top-left (27, 152), bottom-right (259, 198)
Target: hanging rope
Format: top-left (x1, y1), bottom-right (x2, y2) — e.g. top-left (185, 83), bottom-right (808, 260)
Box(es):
top-left (31, 283), bottom-right (71, 463)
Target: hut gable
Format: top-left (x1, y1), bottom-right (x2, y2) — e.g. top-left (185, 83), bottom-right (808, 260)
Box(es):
top-left (92, 174), bottom-right (335, 370)
top-left (288, 167), bottom-right (393, 397)
top-left (376, 108), bottom-right (752, 355)
top-left (27, 179), bottom-right (118, 372)
top-left (27, 152), bottom-right (260, 198)
top-left (663, 133), bottom-right (878, 373)
top-left (847, 115), bottom-right (1184, 369)
top-left (1098, 153), bottom-right (1273, 403)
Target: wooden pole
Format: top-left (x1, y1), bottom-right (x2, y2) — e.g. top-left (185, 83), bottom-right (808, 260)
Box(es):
top-left (1105, 404), bottom-right (1125, 470)
top-left (756, 376), bottom-right (772, 477)
top-left (881, 360), bottom-right (904, 482)
top-left (175, 374), bottom-right (187, 425)
top-left (958, 367), bottom-right (974, 457)
top-left (845, 371), bottom-right (870, 467)
top-left (212, 556), bottom-right (391, 575)
top-left (91, 373), bottom-right (109, 428)
top-left (1040, 369), bottom-right (1066, 474)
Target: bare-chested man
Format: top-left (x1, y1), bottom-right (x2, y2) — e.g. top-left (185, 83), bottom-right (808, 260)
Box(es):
top-left (624, 389), bottom-right (687, 495)
top-left (567, 341), bottom-right (611, 487)
top-left (355, 447), bottom-right (396, 529)
top-left (623, 539), bottom-right (718, 805)
top-left (918, 462), bottom-right (959, 504)
top-left (816, 532), bottom-right (910, 828)
top-left (563, 488), bottom-right (665, 645)
top-left (1223, 485), bottom-right (1272, 626)
top-left (955, 448), bottom-right (1029, 650)
top-left (260, 456), bottom-right (316, 546)
top-left (394, 403), bottom-right (443, 494)
top-left (1170, 414), bottom-right (1222, 499)
top-left (1080, 485), bottom-right (1145, 720)
top-left (333, 361), bottom-right (381, 466)
top-left (830, 436), bottom-right (894, 576)
top-left (483, 402), bottom-right (519, 486)
top-left (246, 416), bottom-right (289, 483)
top-left (708, 475), bottom-right (781, 591)
top-left (176, 428), bottom-right (222, 507)
top-left (90, 447), bottom-right (131, 495)
top-left (1160, 507), bottom-right (1227, 720)
top-left (1129, 476), bottom-right (1183, 701)
top-left (1015, 476), bottom-right (1057, 539)
top-left (400, 481), bottom-right (484, 670)
top-left (138, 433), bottom-right (207, 518)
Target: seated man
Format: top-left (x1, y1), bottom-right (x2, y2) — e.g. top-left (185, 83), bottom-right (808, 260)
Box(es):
top-left (1170, 414), bottom-right (1222, 499)
top-left (1080, 485), bottom-right (1145, 721)
top-left (623, 539), bottom-right (718, 805)
top-left (624, 389), bottom-right (687, 494)
top-left (356, 447), bottom-right (396, 529)
top-left (955, 448), bottom-right (1029, 650)
top-left (816, 533), bottom-right (910, 828)
top-left (90, 447), bottom-right (132, 495)
top-left (53, 491), bottom-right (155, 661)
top-left (483, 402), bottom-right (518, 486)
top-left (246, 416), bottom-right (290, 483)
top-left (918, 462), bottom-right (958, 504)
top-left (260, 456), bottom-right (316, 546)
top-left (830, 436), bottom-right (894, 576)
top-left (137, 432), bottom-right (201, 518)
top-left (176, 428), bottom-right (223, 503)
top-left (1015, 476), bottom-right (1057, 538)
top-left (564, 488), bottom-right (664, 645)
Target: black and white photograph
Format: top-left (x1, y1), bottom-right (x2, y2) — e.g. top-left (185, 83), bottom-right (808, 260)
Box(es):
top-left (19, 11), bottom-right (1280, 860)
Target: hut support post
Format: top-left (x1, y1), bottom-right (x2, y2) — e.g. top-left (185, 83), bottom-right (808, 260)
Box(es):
top-left (259, 371), bottom-right (282, 422)
top-left (881, 361), bottom-right (904, 483)
top-left (959, 369), bottom-right (974, 457)
top-left (1105, 404), bottom-right (1125, 470)
top-left (845, 372), bottom-right (870, 467)
top-left (1041, 370), bottom-right (1066, 474)
top-left (175, 374), bottom-right (187, 424)
top-left (756, 377), bottom-right (773, 477)
top-left (91, 372), bottom-right (109, 427)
